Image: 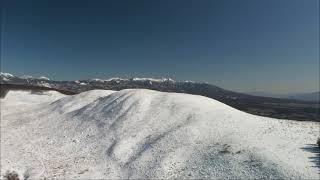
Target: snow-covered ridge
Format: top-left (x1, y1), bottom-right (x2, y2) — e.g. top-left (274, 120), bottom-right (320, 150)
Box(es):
top-left (131, 77), bottom-right (175, 82)
top-left (105, 77), bottom-right (127, 81)
top-left (1, 89), bottom-right (318, 179)
top-left (20, 75), bottom-right (50, 80)
top-left (89, 77), bottom-right (175, 83)
top-left (0, 72), bottom-right (50, 81)
top-left (39, 76), bottom-right (50, 80)
top-left (0, 72), bottom-right (15, 81)
top-left (1, 72), bottom-right (179, 83)
top-left (0, 72), bottom-right (14, 78)
top-left (0, 72), bottom-right (210, 85)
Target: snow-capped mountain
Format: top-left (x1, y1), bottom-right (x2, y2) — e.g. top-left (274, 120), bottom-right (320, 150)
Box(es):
top-left (0, 72), bottom-right (14, 81)
top-left (1, 89), bottom-right (318, 179)
top-left (0, 72), bottom-right (51, 82)
top-left (1, 72), bottom-right (319, 121)
top-left (39, 76), bottom-right (50, 80)
top-left (0, 72), bottom-right (180, 92)
top-left (0, 72), bottom-right (14, 78)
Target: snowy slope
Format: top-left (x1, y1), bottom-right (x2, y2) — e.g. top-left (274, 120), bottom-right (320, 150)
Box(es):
top-left (1, 89), bottom-right (319, 179)
top-left (2, 72), bottom-right (319, 122)
top-left (0, 90), bottom-right (65, 117)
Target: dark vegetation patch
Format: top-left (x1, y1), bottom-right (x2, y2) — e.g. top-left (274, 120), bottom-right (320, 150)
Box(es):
top-left (3, 170), bottom-right (19, 180)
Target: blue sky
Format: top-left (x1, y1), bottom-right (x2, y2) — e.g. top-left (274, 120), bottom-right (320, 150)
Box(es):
top-left (1, 0), bottom-right (319, 94)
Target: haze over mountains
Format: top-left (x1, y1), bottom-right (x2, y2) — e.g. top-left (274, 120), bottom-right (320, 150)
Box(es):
top-left (287, 92), bottom-right (320, 102)
top-left (247, 91), bottom-right (320, 102)
top-left (1, 72), bottom-right (319, 121)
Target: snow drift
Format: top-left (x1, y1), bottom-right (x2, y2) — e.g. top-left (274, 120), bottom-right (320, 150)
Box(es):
top-left (1, 89), bottom-right (319, 179)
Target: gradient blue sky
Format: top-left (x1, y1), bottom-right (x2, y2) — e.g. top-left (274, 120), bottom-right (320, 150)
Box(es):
top-left (1, 0), bottom-right (319, 94)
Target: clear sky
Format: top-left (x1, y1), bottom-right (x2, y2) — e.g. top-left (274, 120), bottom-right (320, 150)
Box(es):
top-left (1, 0), bottom-right (319, 94)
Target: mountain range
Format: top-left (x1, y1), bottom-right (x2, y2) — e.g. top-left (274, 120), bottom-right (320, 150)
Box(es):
top-left (1, 72), bottom-right (319, 121)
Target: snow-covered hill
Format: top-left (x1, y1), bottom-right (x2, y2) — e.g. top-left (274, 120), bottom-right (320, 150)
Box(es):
top-left (1, 89), bottom-right (319, 179)
top-left (1, 72), bottom-right (319, 121)
top-left (0, 72), bottom-right (50, 82)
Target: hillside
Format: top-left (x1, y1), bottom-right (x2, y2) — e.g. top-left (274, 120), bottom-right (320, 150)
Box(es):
top-left (1, 89), bottom-right (319, 179)
top-left (1, 72), bottom-right (319, 121)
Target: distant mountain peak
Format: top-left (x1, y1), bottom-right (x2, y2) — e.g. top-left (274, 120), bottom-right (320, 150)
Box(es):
top-left (39, 76), bottom-right (50, 80)
top-left (0, 72), bottom-right (14, 77)
top-left (131, 77), bottom-right (175, 82)
top-left (1, 72), bottom-right (179, 84)
top-left (88, 77), bottom-right (176, 83)
top-left (0, 72), bottom-right (15, 81)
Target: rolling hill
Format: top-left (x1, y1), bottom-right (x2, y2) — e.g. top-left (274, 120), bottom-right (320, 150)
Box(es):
top-left (1, 72), bottom-right (319, 121)
top-left (1, 89), bottom-right (319, 179)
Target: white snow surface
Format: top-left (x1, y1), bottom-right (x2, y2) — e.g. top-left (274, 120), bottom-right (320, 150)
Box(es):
top-left (0, 72), bottom-right (50, 81)
top-left (39, 76), bottom-right (50, 80)
top-left (105, 77), bottom-right (127, 82)
top-left (132, 77), bottom-right (175, 82)
top-left (77, 77), bottom-right (174, 83)
top-left (90, 79), bottom-right (105, 82)
top-left (1, 89), bottom-right (319, 179)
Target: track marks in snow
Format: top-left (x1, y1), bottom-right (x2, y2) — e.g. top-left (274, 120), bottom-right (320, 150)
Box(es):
top-left (1, 89), bottom-right (319, 179)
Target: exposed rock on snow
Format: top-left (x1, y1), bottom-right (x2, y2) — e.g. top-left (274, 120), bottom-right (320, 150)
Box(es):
top-left (0, 89), bottom-right (319, 179)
